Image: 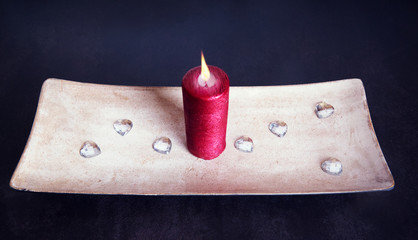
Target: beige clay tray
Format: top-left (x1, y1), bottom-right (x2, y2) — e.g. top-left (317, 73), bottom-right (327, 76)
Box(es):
top-left (10, 78), bottom-right (394, 195)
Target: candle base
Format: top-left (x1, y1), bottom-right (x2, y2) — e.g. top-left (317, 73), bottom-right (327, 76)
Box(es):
top-left (186, 141), bottom-right (226, 160)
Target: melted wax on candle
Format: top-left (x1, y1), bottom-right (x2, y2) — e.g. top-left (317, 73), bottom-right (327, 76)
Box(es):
top-left (197, 73), bottom-right (217, 88)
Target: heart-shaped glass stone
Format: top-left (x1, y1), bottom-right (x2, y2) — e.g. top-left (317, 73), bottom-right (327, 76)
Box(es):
top-left (80, 141), bottom-right (101, 158)
top-left (315, 101), bottom-right (335, 119)
top-left (234, 136), bottom-right (254, 153)
top-left (321, 158), bottom-right (342, 176)
top-left (152, 137), bottom-right (172, 154)
top-left (113, 119), bottom-right (133, 136)
top-left (268, 121), bottom-right (288, 137)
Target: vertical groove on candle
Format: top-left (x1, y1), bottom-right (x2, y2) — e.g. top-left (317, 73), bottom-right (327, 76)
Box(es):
top-left (182, 66), bottom-right (229, 160)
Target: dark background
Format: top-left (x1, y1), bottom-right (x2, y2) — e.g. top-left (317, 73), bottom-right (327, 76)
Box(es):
top-left (1, 0), bottom-right (417, 239)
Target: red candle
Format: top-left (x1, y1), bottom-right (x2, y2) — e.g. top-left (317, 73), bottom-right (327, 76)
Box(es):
top-left (182, 52), bottom-right (230, 160)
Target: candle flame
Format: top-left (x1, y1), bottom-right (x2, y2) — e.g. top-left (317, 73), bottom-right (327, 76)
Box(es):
top-left (201, 51), bottom-right (210, 81)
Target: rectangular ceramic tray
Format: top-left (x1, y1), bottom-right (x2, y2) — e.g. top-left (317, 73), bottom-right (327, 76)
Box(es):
top-left (10, 78), bottom-right (394, 195)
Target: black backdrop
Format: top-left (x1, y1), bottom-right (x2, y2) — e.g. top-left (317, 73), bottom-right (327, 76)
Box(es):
top-left (1, 1), bottom-right (418, 239)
